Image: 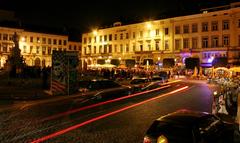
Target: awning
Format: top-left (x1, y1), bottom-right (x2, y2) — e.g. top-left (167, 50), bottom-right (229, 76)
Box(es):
top-left (200, 63), bottom-right (212, 68)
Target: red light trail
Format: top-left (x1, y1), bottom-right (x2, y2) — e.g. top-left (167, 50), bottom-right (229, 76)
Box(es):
top-left (41, 85), bottom-right (171, 122)
top-left (31, 86), bottom-right (189, 143)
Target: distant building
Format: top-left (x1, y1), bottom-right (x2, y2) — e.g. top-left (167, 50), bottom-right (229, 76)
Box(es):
top-left (82, 2), bottom-right (240, 69)
top-left (0, 26), bottom-right (81, 68)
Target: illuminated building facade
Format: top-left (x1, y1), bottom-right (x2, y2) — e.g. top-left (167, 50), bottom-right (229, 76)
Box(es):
top-left (0, 27), bottom-right (81, 68)
top-left (82, 2), bottom-right (240, 68)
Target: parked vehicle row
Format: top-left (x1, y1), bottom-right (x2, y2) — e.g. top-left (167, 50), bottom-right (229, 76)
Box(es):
top-left (79, 79), bottom-right (132, 101)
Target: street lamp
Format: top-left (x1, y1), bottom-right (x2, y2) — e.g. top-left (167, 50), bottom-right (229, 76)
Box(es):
top-left (93, 30), bottom-right (98, 36)
top-left (146, 22), bottom-right (152, 29)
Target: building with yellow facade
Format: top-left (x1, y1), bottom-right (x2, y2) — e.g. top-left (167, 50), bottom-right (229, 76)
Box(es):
top-left (0, 26), bottom-right (81, 69)
top-left (82, 2), bottom-right (240, 69)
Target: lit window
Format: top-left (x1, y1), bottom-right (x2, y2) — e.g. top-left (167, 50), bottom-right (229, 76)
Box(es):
top-left (223, 20), bottom-right (229, 30)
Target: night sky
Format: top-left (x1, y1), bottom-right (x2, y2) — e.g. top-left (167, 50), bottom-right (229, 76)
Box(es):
top-left (0, 0), bottom-right (238, 33)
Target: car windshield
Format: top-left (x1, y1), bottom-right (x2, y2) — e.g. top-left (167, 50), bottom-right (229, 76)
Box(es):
top-left (130, 79), bottom-right (147, 84)
top-left (151, 77), bottom-right (163, 81)
top-left (85, 80), bottom-right (121, 90)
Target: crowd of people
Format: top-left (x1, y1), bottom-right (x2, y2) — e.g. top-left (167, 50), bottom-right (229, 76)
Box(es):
top-left (79, 68), bottom-right (170, 81)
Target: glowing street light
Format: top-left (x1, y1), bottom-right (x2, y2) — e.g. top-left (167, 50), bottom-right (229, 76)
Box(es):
top-left (93, 30), bottom-right (98, 36)
top-left (146, 23), bottom-right (152, 29)
top-left (21, 37), bottom-right (26, 42)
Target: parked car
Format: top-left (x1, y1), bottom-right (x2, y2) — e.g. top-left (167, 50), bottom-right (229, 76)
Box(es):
top-left (144, 109), bottom-right (236, 143)
top-left (129, 77), bottom-right (150, 92)
top-left (79, 79), bottom-right (132, 100)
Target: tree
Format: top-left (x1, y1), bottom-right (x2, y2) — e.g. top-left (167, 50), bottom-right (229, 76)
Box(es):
top-left (212, 57), bottom-right (228, 68)
top-left (163, 58), bottom-right (175, 68)
top-left (185, 58), bottom-right (200, 69)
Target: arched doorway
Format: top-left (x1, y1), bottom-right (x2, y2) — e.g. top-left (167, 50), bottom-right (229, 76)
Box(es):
top-left (35, 58), bottom-right (41, 67)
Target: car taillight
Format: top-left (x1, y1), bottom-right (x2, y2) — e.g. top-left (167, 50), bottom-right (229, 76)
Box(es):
top-left (143, 136), bottom-right (152, 143)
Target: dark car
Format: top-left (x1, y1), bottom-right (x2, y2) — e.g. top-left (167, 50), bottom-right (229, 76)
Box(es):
top-left (144, 110), bottom-right (236, 143)
top-left (79, 79), bottom-right (132, 100)
top-left (129, 77), bottom-right (150, 92)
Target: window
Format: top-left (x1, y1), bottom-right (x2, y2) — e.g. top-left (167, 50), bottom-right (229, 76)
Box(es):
top-left (165, 40), bottom-right (169, 50)
top-left (3, 34), bottom-right (8, 40)
top-left (156, 29), bottom-right (159, 36)
top-left (94, 46), bottom-right (96, 54)
top-left (238, 19), bottom-right (240, 28)
top-left (58, 40), bottom-right (62, 45)
top-left (30, 46), bottom-right (33, 54)
top-left (109, 45), bottom-right (112, 53)
top-left (88, 45), bottom-right (91, 54)
top-left (42, 38), bottom-right (46, 44)
top-left (114, 45), bottom-right (118, 53)
top-left (104, 45), bottom-right (107, 53)
top-left (23, 45), bottom-right (27, 53)
top-left (132, 32), bottom-right (136, 39)
top-left (30, 37), bottom-right (33, 43)
top-left (126, 33), bottom-right (129, 39)
top-left (202, 37), bottom-right (208, 48)
top-left (192, 24), bottom-right (198, 33)
top-left (109, 34), bottom-right (112, 41)
top-left (192, 38), bottom-right (198, 49)
top-left (48, 38), bottom-right (51, 44)
top-left (53, 39), bottom-right (57, 45)
top-left (48, 47), bottom-right (51, 54)
top-left (42, 46), bottom-right (46, 55)
top-left (223, 20), bottom-right (229, 30)
top-left (140, 31), bottom-right (143, 38)
top-left (126, 44), bottom-right (129, 52)
top-left (0, 34), bottom-right (1, 40)
top-left (147, 43), bottom-right (151, 51)
top-left (155, 41), bottom-right (160, 51)
top-left (63, 40), bottom-right (67, 45)
top-left (36, 46), bottom-right (40, 54)
top-left (100, 36), bottom-right (102, 42)
top-left (175, 39), bottom-right (181, 50)
top-left (9, 35), bottom-right (13, 41)
top-left (223, 35), bottom-right (230, 46)
top-left (120, 44), bottom-right (123, 52)
top-left (183, 25), bottom-right (189, 33)
top-left (140, 44), bottom-right (143, 51)
top-left (83, 38), bottom-right (87, 44)
top-left (93, 36), bottom-right (96, 43)
top-left (88, 37), bottom-right (92, 43)
top-left (114, 34), bottom-right (117, 40)
top-left (212, 36), bottom-right (219, 47)
top-left (133, 43), bottom-right (136, 51)
top-left (37, 37), bottom-right (40, 43)
top-left (120, 33), bottom-right (123, 40)
top-left (175, 26), bottom-right (180, 34)
top-left (211, 21), bottom-right (218, 31)
top-left (79, 46), bottom-right (81, 51)
top-left (164, 28), bottom-right (169, 35)
top-left (99, 45), bottom-right (102, 53)
top-left (2, 43), bottom-right (7, 52)
top-left (183, 38), bottom-right (189, 48)
top-left (69, 45), bottom-right (72, 50)
top-left (74, 45), bottom-right (77, 51)
top-left (147, 30), bottom-right (151, 37)
top-left (202, 22), bottom-right (208, 32)
top-left (104, 35), bottom-right (107, 41)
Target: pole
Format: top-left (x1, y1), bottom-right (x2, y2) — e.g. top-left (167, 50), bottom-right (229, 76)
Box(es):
top-left (68, 56), bottom-right (70, 96)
